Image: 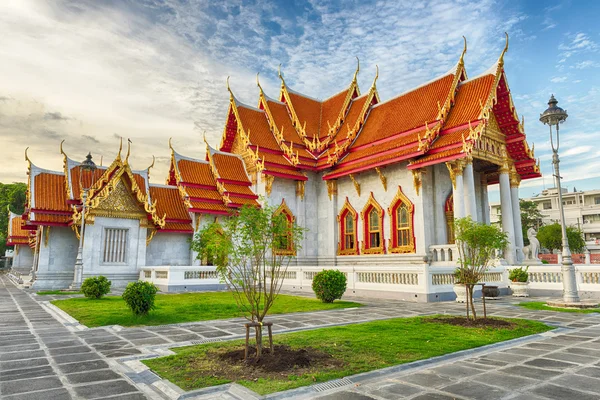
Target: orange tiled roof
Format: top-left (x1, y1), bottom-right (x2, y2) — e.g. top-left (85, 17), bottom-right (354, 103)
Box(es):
top-left (264, 100), bottom-right (304, 145)
top-left (222, 184), bottom-right (255, 197)
top-left (33, 173), bottom-right (70, 212)
top-left (287, 91), bottom-right (322, 139)
top-left (325, 146), bottom-right (419, 178)
top-left (149, 185), bottom-right (190, 222)
top-left (443, 74), bottom-right (495, 129)
top-left (319, 90), bottom-right (349, 138)
top-left (212, 153), bottom-right (251, 183)
top-left (238, 106), bottom-right (281, 152)
top-left (162, 222), bottom-right (193, 232)
top-left (183, 187), bottom-right (223, 201)
top-left (264, 165), bottom-right (307, 179)
top-left (177, 159), bottom-right (215, 186)
top-left (227, 195), bottom-right (260, 207)
top-left (352, 74), bottom-right (455, 148)
top-left (189, 200), bottom-right (230, 213)
top-left (31, 213), bottom-right (71, 224)
top-left (10, 216), bottom-right (28, 238)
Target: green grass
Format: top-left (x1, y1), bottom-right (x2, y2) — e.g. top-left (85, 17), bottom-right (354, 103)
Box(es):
top-left (518, 301), bottom-right (600, 314)
top-left (143, 316), bottom-right (552, 395)
top-left (51, 292), bottom-right (361, 327)
top-left (37, 290), bottom-right (82, 295)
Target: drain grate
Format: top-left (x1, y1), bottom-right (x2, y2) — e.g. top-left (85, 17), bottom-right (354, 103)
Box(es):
top-left (190, 338), bottom-right (226, 345)
top-left (312, 378), bottom-right (353, 392)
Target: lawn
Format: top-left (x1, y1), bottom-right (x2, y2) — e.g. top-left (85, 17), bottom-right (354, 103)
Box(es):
top-left (37, 290), bottom-right (82, 295)
top-left (518, 301), bottom-right (600, 314)
top-left (51, 292), bottom-right (361, 327)
top-left (143, 316), bottom-right (553, 395)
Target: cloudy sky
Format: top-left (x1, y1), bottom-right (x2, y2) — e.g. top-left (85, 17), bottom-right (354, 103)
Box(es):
top-left (1, 0), bottom-right (599, 202)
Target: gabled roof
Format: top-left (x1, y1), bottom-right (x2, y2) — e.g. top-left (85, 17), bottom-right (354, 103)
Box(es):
top-left (6, 211), bottom-right (28, 246)
top-left (149, 185), bottom-right (193, 233)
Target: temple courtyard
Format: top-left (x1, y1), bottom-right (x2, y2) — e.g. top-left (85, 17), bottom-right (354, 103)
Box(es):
top-left (2, 274), bottom-right (600, 400)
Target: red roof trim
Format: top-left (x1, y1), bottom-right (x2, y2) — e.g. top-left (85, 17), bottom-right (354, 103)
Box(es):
top-left (159, 229), bottom-right (194, 234)
top-left (164, 218), bottom-right (193, 224)
top-left (31, 209), bottom-right (72, 216)
top-left (30, 221), bottom-right (69, 227)
top-left (224, 192), bottom-right (258, 200)
top-left (188, 208), bottom-right (230, 215)
top-left (408, 152), bottom-right (465, 169)
top-left (217, 178), bottom-right (251, 186)
top-left (189, 197), bottom-right (223, 204)
top-left (350, 121), bottom-right (441, 153)
top-left (180, 182), bottom-right (218, 190)
top-left (337, 142), bottom-right (421, 169)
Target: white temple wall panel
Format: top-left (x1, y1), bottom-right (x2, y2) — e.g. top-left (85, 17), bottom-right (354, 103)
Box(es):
top-left (432, 164), bottom-right (452, 245)
top-left (11, 244), bottom-right (34, 274)
top-left (32, 226), bottom-right (78, 290)
top-left (317, 172), bottom-right (337, 261)
top-left (146, 233), bottom-right (192, 266)
top-left (82, 217), bottom-right (146, 288)
top-left (474, 171), bottom-right (484, 223)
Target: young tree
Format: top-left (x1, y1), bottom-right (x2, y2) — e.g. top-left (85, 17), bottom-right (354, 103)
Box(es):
top-left (191, 203), bottom-right (304, 358)
top-left (537, 222), bottom-right (586, 254)
top-left (454, 217), bottom-right (508, 320)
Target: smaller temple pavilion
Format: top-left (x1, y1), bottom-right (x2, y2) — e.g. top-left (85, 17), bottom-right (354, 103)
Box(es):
top-left (10, 139), bottom-right (256, 290)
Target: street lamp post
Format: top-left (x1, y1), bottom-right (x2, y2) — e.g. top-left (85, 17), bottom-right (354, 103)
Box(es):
top-left (539, 95), bottom-right (579, 303)
top-left (69, 153), bottom-right (97, 290)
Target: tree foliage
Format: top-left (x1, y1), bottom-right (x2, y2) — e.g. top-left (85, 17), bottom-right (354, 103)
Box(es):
top-left (454, 217), bottom-right (508, 320)
top-left (0, 182), bottom-right (27, 255)
top-left (191, 203), bottom-right (305, 358)
top-left (537, 223), bottom-right (586, 254)
top-left (519, 200), bottom-right (544, 246)
top-left (312, 270), bottom-right (347, 303)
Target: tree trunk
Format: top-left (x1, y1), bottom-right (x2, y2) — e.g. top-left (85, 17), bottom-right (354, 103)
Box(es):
top-left (468, 285), bottom-right (477, 320)
top-left (465, 285), bottom-right (469, 319)
top-left (255, 324), bottom-right (263, 358)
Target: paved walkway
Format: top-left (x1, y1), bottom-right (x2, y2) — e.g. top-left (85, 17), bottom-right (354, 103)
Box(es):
top-left (2, 274), bottom-right (600, 400)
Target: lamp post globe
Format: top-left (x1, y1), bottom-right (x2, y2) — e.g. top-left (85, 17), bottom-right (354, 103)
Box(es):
top-left (539, 95), bottom-right (579, 303)
top-left (70, 152), bottom-right (97, 290)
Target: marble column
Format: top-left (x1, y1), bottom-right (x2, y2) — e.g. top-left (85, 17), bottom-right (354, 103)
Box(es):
top-left (449, 163), bottom-right (465, 219)
top-left (463, 159), bottom-right (478, 221)
top-left (510, 172), bottom-right (525, 263)
top-left (481, 175), bottom-right (490, 225)
top-left (499, 165), bottom-right (516, 265)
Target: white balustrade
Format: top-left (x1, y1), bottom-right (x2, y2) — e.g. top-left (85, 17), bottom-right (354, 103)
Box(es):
top-left (429, 244), bottom-right (459, 266)
top-left (139, 266), bottom-right (221, 292)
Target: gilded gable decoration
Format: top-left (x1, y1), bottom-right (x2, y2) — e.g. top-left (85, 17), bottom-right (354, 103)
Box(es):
top-left (327, 180), bottom-right (338, 200)
top-left (295, 180), bottom-right (306, 200)
top-left (375, 167), bottom-right (387, 191)
top-left (349, 174), bottom-right (361, 197)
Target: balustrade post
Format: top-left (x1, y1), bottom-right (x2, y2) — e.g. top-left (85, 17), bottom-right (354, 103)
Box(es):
top-left (557, 250), bottom-right (563, 265)
top-left (585, 249), bottom-right (591, 265)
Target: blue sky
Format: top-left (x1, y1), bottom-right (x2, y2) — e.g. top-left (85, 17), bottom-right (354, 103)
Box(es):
top-left (1, 0), bottom-right (599, 203)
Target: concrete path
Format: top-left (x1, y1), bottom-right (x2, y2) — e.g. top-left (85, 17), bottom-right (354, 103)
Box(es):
top-left (0, 275), bottom-right (156, 400)
top-left (3, 274), bottom-right (600, 399)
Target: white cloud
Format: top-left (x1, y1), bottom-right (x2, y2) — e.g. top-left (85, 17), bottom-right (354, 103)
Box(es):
top-left (550, 76), bottom-right (568, 83)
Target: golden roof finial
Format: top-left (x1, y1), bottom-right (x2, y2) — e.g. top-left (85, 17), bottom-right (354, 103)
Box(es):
top-left (226, 76), bottom-right (234, 100)
top-left (371, 64), bottom-right (379, 89)
top-left (60, 139), bottom-right (67, 157)
top-left (256, 72), bottom-right (263, 93)
top-left (459, 36), bottom-right (467, 65)
top-left (147, 155), bottom-right (155, 171)
top-left (499, 32), bottom-right (509, 65)
top-left (117, 137), bottom-right (123, 160)
top-left (168, 137), bottom-right (174, 155)
top-left (25, 147), bottom-right (31, 163)
top-left (125, 138), bottom-right (132, 164)
top-left (353, 56), bottom-right (360, 83)
top-left (278, 64), bottom-right (286, 87)
top-left (203, 131), bottom-right (209, 148)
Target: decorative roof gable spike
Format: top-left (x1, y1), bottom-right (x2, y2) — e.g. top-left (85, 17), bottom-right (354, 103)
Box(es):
top-left (124, 138), bottom-right (131, 165)
top-left (117, 137), bottom-right (123, 160)
top-left (353, 56), bottom-right (360, 84)
top-left (147, 155), bottom-right (155, 179)
top-left (459, 36), bottom-right (467, 66)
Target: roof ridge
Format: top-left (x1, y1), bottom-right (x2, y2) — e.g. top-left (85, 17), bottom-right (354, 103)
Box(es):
top-left (236, 101), bottom-right (265, 112)
top-left (374, 69), bottom-right (455, 109)
top-left (286, 86), bottom-right (322, 103)
top-left (149, 183), bottom-right (179, 189)
top-left (173, 150), bottom-right (209, 164)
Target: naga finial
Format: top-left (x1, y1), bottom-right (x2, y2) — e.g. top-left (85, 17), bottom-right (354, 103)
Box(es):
top-left (147, 155), bottom-right (155, 173)
top-left (371, 65), bottom-right (379, 88)
top-left (117, 137), bottom-right (123, 159)
top-left (256, 72), bottom-right (262, 91)
top-left (226, 76), bottom-right (234, 100)
top-left (353, 56), bottom-right (360, 83)
top-left (459, 36), bottom-right (467, 64)
top-left (99, 155), bottom-right (103, 167)
top-left (499, 32), bottom-right (509, 63)
top-left (25, 147), bottom-right (31, 163)
top-left (125, 138), bottom-right (132, 164)
top-left (60, 139), bottom-right (67, 157)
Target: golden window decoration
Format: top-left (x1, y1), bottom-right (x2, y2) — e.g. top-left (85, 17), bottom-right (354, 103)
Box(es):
top-left (274, 199), bottom-right (296, 256)
top-left (387, 186), bottom-right (415, 253)
top-left (338, 197), bottom-right (358, 255)
top-left (360, 192), bottom-right (384, 254)
top-left (445, 193), bottom-right (455, 244)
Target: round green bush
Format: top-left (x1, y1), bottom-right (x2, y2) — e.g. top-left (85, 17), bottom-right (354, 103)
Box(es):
top-left (81, 276), bottom-right (111, 299)
top-left (509, 266), bottom-right (529, 283)
top-left (312, 269), bottom-right (347, 303)
top-left (122, 281), bottom-right (158, 316)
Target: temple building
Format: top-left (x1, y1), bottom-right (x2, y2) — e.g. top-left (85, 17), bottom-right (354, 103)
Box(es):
top-left (6, 36), bottom-right (540, 298)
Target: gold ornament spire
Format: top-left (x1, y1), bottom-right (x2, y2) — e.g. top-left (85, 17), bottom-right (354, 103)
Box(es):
top-left (353, 56), bottom-right (360, 83)
top-left (124, 138), bottom-right (131, 164)
top-left (459, 36), bottom-right (467, 65)
top-left (25, 147), bottom-right (31, 163)
top-left (117, 137), bottom-right (123, 160)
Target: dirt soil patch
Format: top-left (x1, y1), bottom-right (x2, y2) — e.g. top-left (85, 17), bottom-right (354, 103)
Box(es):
top-left (428, 317), bottom-right (516, 329)
top-left (199, 344), bottom-right (344, 381)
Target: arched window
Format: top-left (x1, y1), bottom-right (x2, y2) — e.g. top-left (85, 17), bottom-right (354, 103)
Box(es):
top-left (361, 192), bottom-right (384, 254)
top-left (445, 193), bottom-right (455, 244)
top-left (338, 197), bottom-right (358, 255)
top-left (274, 199), bottom-right (295, 255)
top-left (387, 186), bottom-right (415, 253)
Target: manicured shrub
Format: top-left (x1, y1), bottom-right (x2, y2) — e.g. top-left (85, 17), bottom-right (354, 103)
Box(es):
top-left (541, 259), bottom-right (549, 264)
top-left (312, 269), bottom-right (347, 303)
top-left (509, 267), bottom-right (529, 283)
top-left (122, 281), bottom-right (158, 316)
top-left (81, 276), bottom-right (111, 299)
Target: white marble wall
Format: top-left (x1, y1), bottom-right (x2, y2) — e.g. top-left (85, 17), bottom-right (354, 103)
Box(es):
top-left (32, 226), bottom-right (78, 290)
top-left (11, 244), bottom-right (34, 274)
top-left (81, 217), bottom-right (146, 287)
top-left (146, 232), bottom-right (193, 266)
